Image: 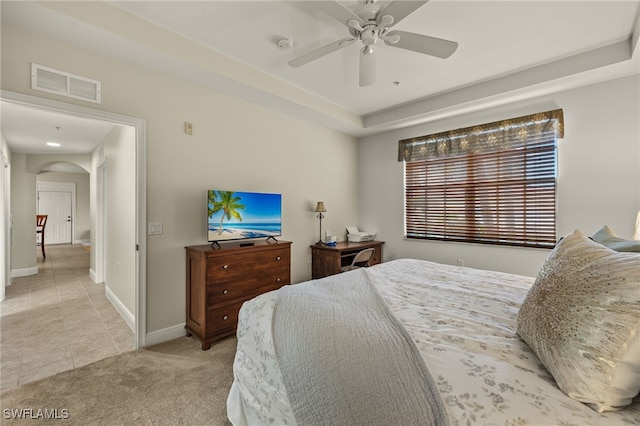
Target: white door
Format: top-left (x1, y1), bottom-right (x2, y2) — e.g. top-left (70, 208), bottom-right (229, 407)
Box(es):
top-left (38, 190), bottom-right (72, 244)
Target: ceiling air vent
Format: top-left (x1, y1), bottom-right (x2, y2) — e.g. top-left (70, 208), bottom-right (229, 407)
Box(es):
top-left (31, 63), bottom-right (101, 104)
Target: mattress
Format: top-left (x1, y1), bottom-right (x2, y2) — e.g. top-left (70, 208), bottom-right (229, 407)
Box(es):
top-left (227, 259), bottom-right (640, 425)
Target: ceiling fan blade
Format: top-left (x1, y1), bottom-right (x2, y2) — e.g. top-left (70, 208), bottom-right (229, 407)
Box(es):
top-left (385, 30), bottom-right (458, 59)
top-left (377, 0), bottom-right (429, 26)
top-left (359, 48), bottom-right (376, 87)
top-left (304, 1), bottom-right (364, 27)
top-left (288, 38), bottom-right (356, 68)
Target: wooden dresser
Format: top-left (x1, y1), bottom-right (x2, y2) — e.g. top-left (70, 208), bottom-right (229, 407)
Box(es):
top-left (311, 240), bottom-right (384, 279)
top-left (185, 240), bottom-right (291, 350)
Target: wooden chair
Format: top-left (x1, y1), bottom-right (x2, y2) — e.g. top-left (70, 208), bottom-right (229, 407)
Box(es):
top-left (340, 248), bottom-right (375, 272)
top-left (36, 214), bottom-right (48, 259)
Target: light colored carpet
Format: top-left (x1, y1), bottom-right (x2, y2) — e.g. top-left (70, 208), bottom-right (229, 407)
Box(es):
top-left (0, 336), bottom-right (237, 425)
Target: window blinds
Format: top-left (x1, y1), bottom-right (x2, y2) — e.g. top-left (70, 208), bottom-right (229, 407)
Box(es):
top-left (401, 109), bottom-right (563, 248)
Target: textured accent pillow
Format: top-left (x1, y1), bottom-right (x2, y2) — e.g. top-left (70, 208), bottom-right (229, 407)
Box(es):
top-left (591, 225), bottom-right (640, 252)
top-left (517, 229), bottom-right (640, 412)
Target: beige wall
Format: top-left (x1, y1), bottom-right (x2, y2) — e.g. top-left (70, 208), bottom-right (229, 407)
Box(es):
top-left (359, 75), bottom-right (640, 277)
top-left (9, 154), bottom-right (36, 273)
top-left (103, 126), bottom-right (136, 315)
top-left (36, 171), bottom-right (91, 242)
top-left (1, 23), bottom-right (359, 334)
top-left (10, 154), bottom-right (92, 273)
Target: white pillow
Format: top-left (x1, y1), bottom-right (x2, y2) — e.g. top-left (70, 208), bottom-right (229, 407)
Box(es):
top-left (591, 225), bottom-right (640, 252)
top-left (517, 229), bottom-right (640, 412)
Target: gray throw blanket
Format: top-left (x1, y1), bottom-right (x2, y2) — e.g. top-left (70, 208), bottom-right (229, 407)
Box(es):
top-left (272, 269), bottom-right (450, 426)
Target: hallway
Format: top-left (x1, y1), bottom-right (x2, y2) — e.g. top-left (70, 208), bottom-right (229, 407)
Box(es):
top-left (0, 244), bottom-right (134, 392)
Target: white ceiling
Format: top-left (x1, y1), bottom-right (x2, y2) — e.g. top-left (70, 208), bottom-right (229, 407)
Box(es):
top-left (110, 0), bottom-right (640, 115)
top-left (1, 102), bottom-right (116, 155)
top-left (1, 0), bottom-right (639, 155)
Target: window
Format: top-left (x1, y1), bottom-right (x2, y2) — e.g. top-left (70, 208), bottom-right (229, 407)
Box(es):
top-left (399, 110), bottom-right (563, 248)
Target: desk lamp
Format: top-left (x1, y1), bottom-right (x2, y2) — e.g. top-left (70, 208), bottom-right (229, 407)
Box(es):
top-left (315, 202), bottom-right (327, 245)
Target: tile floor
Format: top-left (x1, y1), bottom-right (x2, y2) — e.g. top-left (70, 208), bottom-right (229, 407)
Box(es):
top-left (0, 244), bottom-right (135, 392)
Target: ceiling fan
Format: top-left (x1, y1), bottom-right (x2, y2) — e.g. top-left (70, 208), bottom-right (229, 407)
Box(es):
top-left (288, 0), bottom-right (458, 87)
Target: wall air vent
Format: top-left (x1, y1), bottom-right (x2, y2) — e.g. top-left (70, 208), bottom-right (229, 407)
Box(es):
top-left (31, 63), bottom-right (101, 104)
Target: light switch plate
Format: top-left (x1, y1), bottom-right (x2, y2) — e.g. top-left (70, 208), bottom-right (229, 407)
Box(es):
top-left (148, 222), bottom-right (163, 235)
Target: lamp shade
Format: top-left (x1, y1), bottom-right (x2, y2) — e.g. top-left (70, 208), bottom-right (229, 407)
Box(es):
top-left (315, 201), bottom-right (327, 213)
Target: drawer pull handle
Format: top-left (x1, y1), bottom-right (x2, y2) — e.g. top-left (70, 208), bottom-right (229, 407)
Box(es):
top-left (223, 315), bottom-right (229, 321)
top-left (222, 289), bottom-right (228, 295)
top-left (223, 264), bottom-right (229, 269)
top-left (276, 256), bottom-right (281, 261)
top-left (276, 277), bottom-right (281, 282)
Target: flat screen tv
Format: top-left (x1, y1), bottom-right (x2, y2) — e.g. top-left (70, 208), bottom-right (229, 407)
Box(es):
top-left (207, 190), bottom-right (282, 246)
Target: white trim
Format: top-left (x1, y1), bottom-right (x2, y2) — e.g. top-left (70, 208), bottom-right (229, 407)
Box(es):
top-left (1, 90), bottom-right (147, 349)
top-left (0, 153), bottom-right (9, 300)
top-left (105, 285), bottom-right (135, 331)
top-left (89, 267), bottom-right (97, 283)
top-left (135, 121), bottom-right (147, 349)
top-left (11, 267), bottom-right (38, 278)
top-left (95, 158), bottom-right (107, 284)
top-left (145, 323), bottom-right (187, 347)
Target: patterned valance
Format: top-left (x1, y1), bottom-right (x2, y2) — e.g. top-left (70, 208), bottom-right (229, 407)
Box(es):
top-left (398, 109), bottom-right (564, 162)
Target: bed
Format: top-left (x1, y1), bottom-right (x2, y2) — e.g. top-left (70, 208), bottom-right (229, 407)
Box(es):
top-left (227, 229), bottom-right (640, 425)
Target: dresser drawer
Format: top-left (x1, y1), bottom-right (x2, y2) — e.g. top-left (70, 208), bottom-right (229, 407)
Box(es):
top-left (207, 274), bottom-right (288, 308)
top-left (205, 302), bottom-right (243, 337)
top-left (206, 248), bottom-right (289, 284)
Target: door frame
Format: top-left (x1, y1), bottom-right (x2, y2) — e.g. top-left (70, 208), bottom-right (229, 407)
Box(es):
top-left (95, 159), bottom-right (107, 284)
top-left (1, 90), bottom-right (147, 348)
top-left (36, 181), bottom-right (76, 245)
top-left (0, 153), bottom-right (10, 302)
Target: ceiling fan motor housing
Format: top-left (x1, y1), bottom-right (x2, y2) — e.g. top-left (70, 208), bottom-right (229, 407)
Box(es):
top-left (288, 1), bottom-right (457, 87)
top-left (361, 26), bottom-right (378, 45)
top-left (357, 0), bottom-right (381, 21)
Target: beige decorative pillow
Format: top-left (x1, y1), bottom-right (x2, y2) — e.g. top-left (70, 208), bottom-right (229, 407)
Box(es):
top-left (517, 229), bottom-right (640, 412)
top-left (591, 225), bottom-right (640, 252)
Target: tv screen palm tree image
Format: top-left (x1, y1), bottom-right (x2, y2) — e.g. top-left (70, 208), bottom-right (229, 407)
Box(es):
top-left (207, 190), bottom-right (282, 242)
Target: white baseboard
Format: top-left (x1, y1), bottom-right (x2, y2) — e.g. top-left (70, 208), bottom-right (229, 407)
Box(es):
top-left (89, 268), bottom-right (97, 283)
top-left (105, 286), bottom-right (135, 331)
top-left (11, 267), bottom-right (38, 279)
top-left (103, 287), bottom-right (186, 348)
top-left (145, 323), bottom-right (187, 347)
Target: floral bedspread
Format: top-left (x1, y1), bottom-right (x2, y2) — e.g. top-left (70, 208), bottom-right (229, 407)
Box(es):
top-left (227, 259), bottom-right (640, 426)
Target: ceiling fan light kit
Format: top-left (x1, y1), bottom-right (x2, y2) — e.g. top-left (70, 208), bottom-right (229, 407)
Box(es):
top-left (288, 0), bottom-right (458, 87)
